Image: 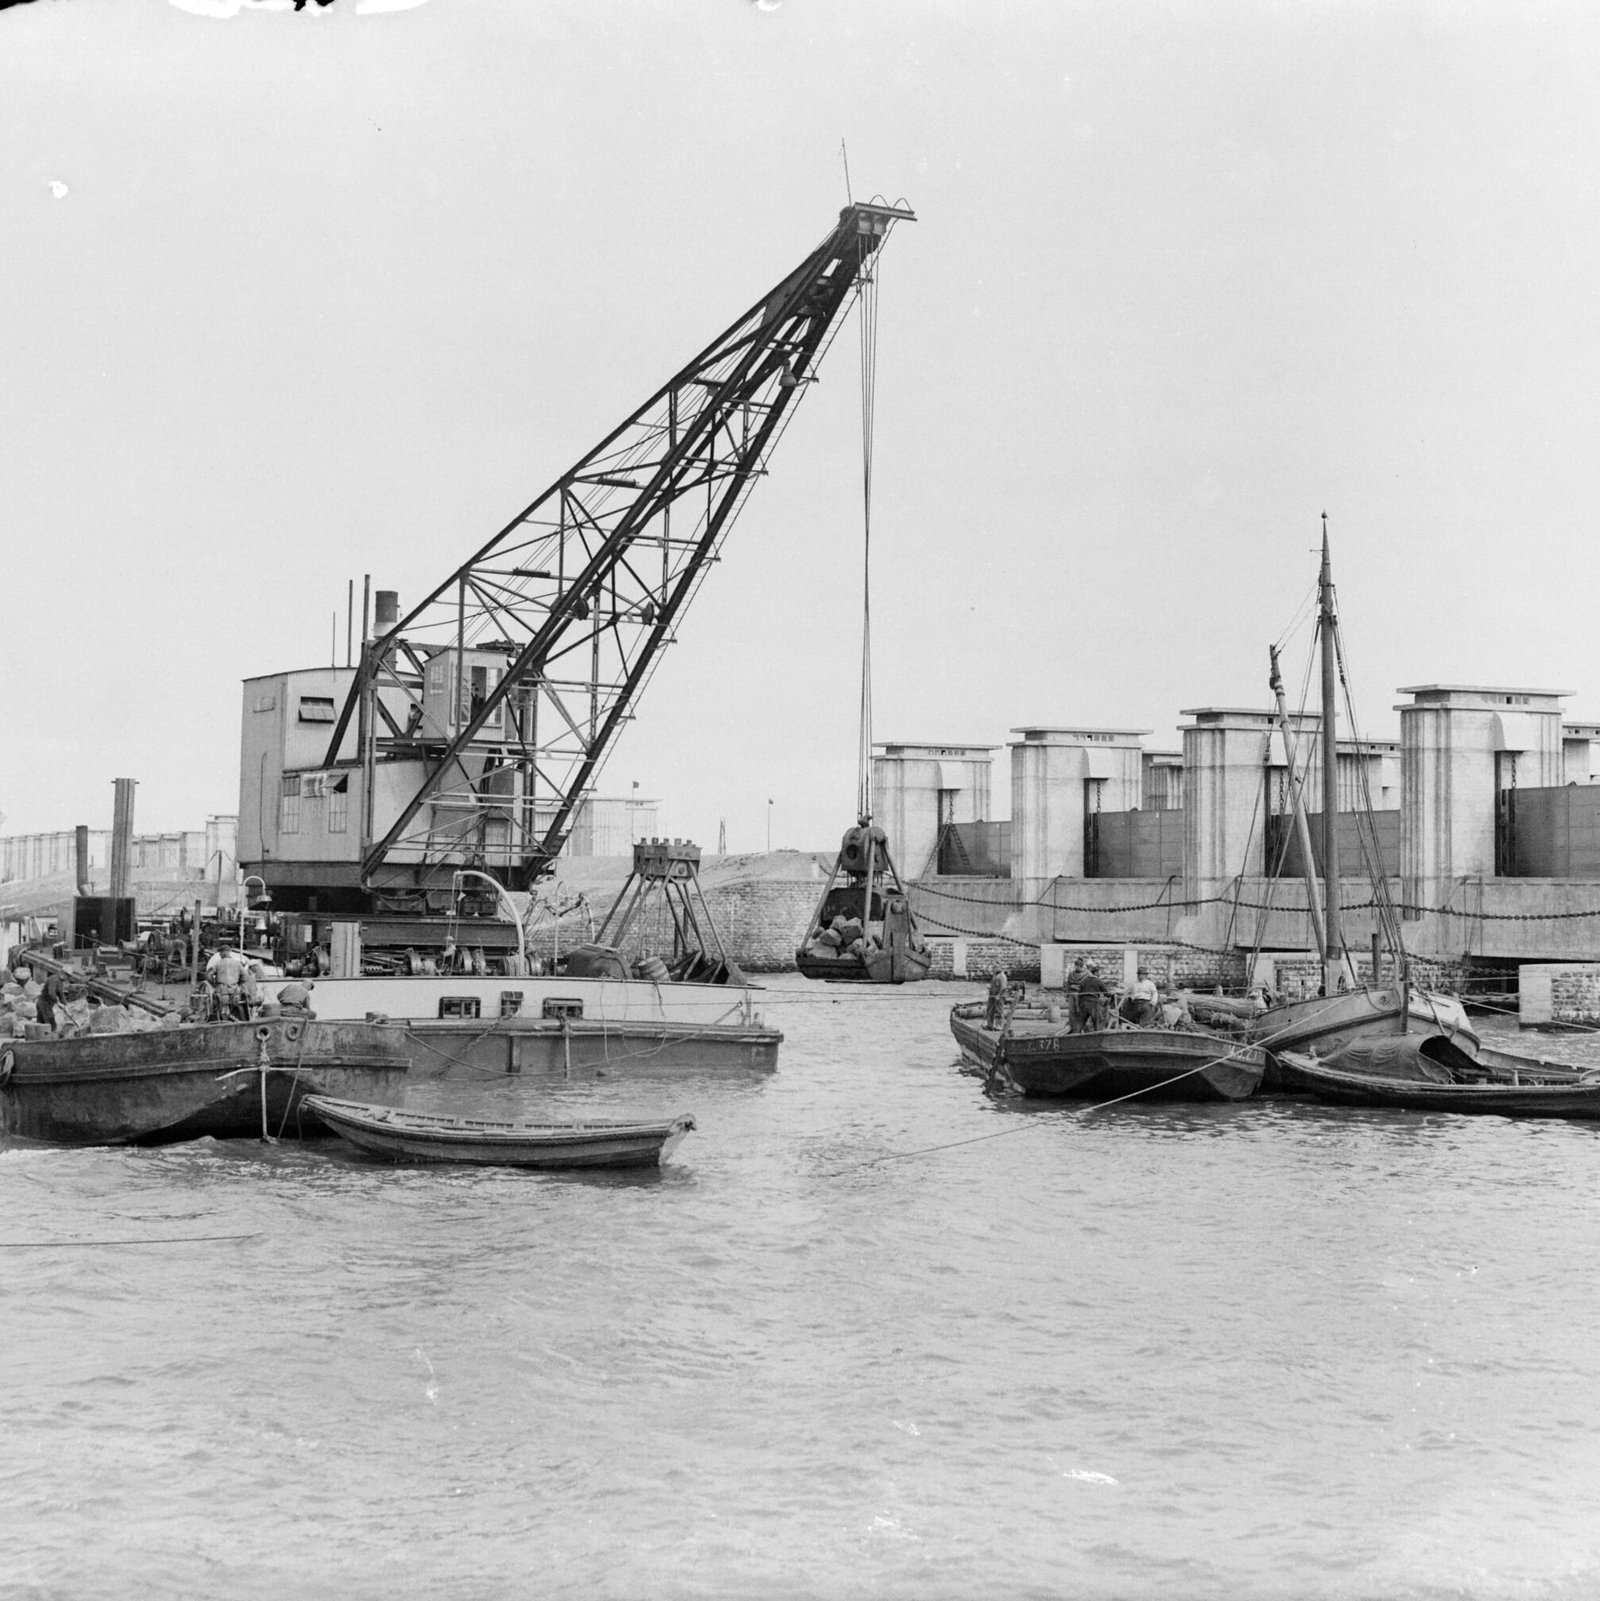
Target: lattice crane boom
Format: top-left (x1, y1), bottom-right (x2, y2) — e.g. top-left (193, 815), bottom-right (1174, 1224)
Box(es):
top-left (325, 200), bottom-right (914, 899)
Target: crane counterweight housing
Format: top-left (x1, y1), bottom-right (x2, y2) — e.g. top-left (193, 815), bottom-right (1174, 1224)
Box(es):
top-left (236, 200), bottom-right (915, 918)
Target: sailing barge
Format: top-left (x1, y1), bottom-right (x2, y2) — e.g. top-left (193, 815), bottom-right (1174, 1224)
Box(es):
top-left (1276, 1034), bottom-right (1600, 1119)
top-left (1249, 523), bottom-right (1475, 1065)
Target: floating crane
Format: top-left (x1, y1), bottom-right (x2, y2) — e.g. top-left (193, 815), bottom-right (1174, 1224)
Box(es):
top-left (309, 200), bottom-right (914, 914)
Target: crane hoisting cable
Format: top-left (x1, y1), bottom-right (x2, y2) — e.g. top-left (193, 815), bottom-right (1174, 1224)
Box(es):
top-left (796, 208), bottom-right (931, 985)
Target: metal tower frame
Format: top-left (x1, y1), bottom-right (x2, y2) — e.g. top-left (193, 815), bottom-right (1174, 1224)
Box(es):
top-left (323, 200), bottom-right (914, 899)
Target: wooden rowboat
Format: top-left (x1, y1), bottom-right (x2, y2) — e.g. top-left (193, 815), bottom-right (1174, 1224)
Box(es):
top-left (303, 1095), bottom-right (696, 1169)
top-left (1275, 1034), bottom-right (1600, 1118)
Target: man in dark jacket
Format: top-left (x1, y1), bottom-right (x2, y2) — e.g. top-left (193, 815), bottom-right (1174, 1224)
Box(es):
top-left (1064, 956), bottom-right (1088, 1031)
top-left (985, 968), bottom-right (1010, 1028)
top-left (36, 969), bottom-right (68, 1029)
top-left (1073, 962), bottom-right (1110, 1033)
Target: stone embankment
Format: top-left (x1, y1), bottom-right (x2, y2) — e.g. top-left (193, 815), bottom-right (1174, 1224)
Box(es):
top-left (520, 855), bottom-right (1485, 992)
top-left (1, 852), bottom-right (1487, 1001)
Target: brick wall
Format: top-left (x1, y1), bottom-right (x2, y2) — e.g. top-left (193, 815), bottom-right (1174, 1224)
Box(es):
top-left (523, 877), bottom-right (823, 973)
top-left (1157, 948), bottom-right (1248, 990)
top-left (1410, 955), bottom-right (1470, 993)
top-left (700, 879), bottom-right (830, 971)
top-left (1548, 968), bottom-right (1600, 1025)
top-left (519, 870), bottom-right (1482, 992)
top-left (925, 938), bottom-right (1039, 982)
top-left (1268, 953), bottom-right (1468, 998)
top-left (1036, 943), bottom-right (1248, 993)
top-left (496, 874), bottom-right (1490, 997)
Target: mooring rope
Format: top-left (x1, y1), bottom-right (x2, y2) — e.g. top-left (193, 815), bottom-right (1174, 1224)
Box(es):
top-left (823, 1011), bottom-right (1318, 1175)
top-left (0, 1232), bottom-right (262, 1249)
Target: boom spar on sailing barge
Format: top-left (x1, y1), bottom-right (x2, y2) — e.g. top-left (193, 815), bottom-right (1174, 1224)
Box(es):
top-left (1318, 515), bottom-right (1347, 996)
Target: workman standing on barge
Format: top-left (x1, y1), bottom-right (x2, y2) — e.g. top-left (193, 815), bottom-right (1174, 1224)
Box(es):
top-left (205, 946), bottom-right (248, 1020)
top-left (1072, 962), bottom-right (1109, 1032)
top-left (1064, 956), bottom-right (1088, 1030)
top-left (35, 969), bottom-right (68, 1030)
top-left (986, 968), bottom-right (1010, 1028)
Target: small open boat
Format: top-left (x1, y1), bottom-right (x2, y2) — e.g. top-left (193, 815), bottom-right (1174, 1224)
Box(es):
top-left (1275, 1034), bottom-right (1600, 1118)
top-left (304, 1095), bottom-right (696, 1169)
top-left (951, 1001), bottom-right (1267, 1103)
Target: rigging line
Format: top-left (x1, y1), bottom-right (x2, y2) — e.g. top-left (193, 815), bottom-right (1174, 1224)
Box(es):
top-left (1224, 731), bottom-right (1271, 953)
top-left (821, 1109), bottom-right (1080, 1172)
top-left (1273, 576), bottom-right (1319, 654)
top-left (1251, 765), bottom-right (1300, 963)
top-left (1258, 617), bottom-right (1322, 933)
top-left (1255, 690), bottom-right (1302, 960)
top-left (1328, 605), bottom-right (1407, 957)
top-left (824, 1025), bottom-right (1295, 1175)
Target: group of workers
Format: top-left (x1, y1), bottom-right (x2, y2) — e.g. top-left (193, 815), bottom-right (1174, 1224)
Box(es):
top-left (200, 946), bottom-right (315, 1021)
top-left (985, 957), bottom-right (1196, 1033)
top-left (0, 939), bottom-right (316, 1036)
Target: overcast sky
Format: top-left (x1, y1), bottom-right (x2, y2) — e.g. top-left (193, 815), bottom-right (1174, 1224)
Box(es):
top-left (4, 0), bottom-right (1598, 852)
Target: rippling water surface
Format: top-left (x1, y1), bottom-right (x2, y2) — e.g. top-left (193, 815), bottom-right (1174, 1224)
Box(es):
top-left (5, 980), bottom-right (1600, 1599)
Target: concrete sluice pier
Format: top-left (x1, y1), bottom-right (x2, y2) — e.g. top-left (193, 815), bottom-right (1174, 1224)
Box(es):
top-left (865, 687), bottom-right (1600, 1027)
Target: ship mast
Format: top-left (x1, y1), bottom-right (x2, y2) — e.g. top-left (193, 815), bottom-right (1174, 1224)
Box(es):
top-left (1269, 643), bottom-right (1327, 961)
top-left (1317, 515), bottom-right (1345, 994)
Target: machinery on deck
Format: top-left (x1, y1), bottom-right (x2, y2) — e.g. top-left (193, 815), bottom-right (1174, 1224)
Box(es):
top-left (570, 837), bottom-right (746, 987)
